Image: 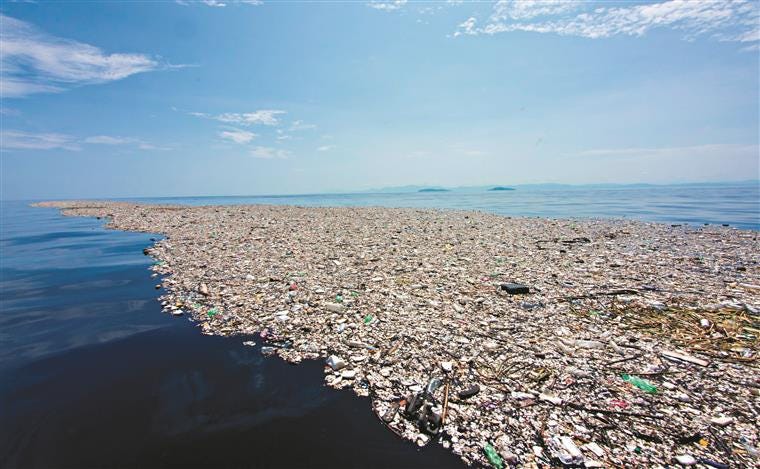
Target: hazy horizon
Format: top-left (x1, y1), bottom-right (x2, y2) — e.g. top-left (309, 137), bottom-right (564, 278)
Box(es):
top-left (1, 1), bottom-right (759, 199)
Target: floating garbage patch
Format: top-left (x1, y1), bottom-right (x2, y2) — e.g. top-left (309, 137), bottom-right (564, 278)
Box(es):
top-left (37, 201), bottom-right (760, 467)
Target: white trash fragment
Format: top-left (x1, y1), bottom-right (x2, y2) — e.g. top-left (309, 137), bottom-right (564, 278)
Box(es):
top-left (583, 442), bottom-right (605, 458)
top-left (710, 416), bottom-right (734, 427)
top-left (575, 340), bottom-right (605, 349)
top-left (539, 393), bottom-right (563, 405)
top-left (675, 454), bottom-right (697, 466)
top-left (661, 350), bottom-right (709, 367)
top-left (326, 355), bottom-right (346, 371)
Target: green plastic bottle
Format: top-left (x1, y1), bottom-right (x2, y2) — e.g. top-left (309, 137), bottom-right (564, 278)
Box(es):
top-left (364, 314), bottom-right (373, 324)
top-left (207, 307), bottom-right (219, 318)
top-left (483, 444), bottom-right (504, 469)
top-left (621, 373), bottom-right (658, 394)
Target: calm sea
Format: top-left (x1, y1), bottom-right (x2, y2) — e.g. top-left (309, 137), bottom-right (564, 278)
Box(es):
top-left (1, 182), bottom-right (758, 467)
top-left (129, 182), bottom-right (759, 230)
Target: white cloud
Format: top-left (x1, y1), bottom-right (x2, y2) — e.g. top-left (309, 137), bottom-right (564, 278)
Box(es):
top-left (289, 120), bottom-right (316, 131)
top-left (573, 143), bottom-right (759, 159)
top-left (83, 135), bottom-right (166, 149)
top-left (177, 0), bottom-right (262, 6)
top-left (84, 135), bottom-right (134, 145)
top-left (455, 0), bottom-right (760, 49)
top-left (316, 145), bottom-right (335, 152)
top-left (276, 129), bottom-right (290, 140)
top-left (218, 129), bottom-right (256, 144)
top-left (0, 14), bottom-right (163, 98)
top-left (2, 130), bottom-right (167, 151)
top-left (367, 0), bottom-right (407, 11)
top-left (1, 130), bottom-right (80, 150)
top-left (192, 110), bottom-right (286, 126)
top-left (490, 0), bottom-right (579, 21)
top-left (250, 146), bottom-right (290, 159)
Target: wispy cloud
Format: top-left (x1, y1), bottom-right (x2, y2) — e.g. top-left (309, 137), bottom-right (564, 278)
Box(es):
top-left (0, 14), bottom-right (167, 98)
top-left (191, 110), bottom-right (286, 126)
top-left (571, 143), bottom-right (759, 159)
top-left (218, 128), bottom-right (256, 144)
top-left (84, 135), bottom-right (134, 145)
top-left (367, 0), bottom-right (407, 11)
top-left (316, 145), bottom-right (335, 152)
top-left (289, 120), bottom-right (316, 131)
top-left (250, 146), bottom-right (290, 159)
top-left (1, 130), bottom-right (80, 151)
top-left (3, 130), bottom-right (167, 151)
top-left (177, 0), bottom-right (262, 6)
top-left (455, 0), bottom-right (760, 50)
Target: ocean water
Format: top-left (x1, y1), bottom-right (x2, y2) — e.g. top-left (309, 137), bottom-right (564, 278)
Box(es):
top-left (127, 182), bottom-right (759, 230)
top-left (0, 202), bottom-right (464, 468)
top-left (1, 183), bottom-right (758, 467)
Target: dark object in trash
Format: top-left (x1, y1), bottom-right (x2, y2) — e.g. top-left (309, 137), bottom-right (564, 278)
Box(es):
top-left (381, 402), bottom-right (400, 423)
top-left (458, 384), bottom-right (480, 399)
top-left (420, 405), bottom-right (442, 434)
top-left (405, 393), bottom-right (424, 417)
top-left (561, 237), bottom-right (591, 244)
top-left (143, 248), bottom-right (150, 255)
top-left (700, 459), bottom-right (729, 469)
top-left (722, 224), bottom-right (729, 227)
top-left (500, 283), bottom-right (530, 294)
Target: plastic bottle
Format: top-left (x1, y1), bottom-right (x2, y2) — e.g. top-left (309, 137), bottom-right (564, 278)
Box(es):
top-left (621, 374), bottom-right (658, 393)
top-left (483, 444), bottom-right (504, 469)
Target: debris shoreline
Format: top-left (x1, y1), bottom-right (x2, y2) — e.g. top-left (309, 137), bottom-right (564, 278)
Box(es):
top-left (36, 201), bottom-right (759, 468)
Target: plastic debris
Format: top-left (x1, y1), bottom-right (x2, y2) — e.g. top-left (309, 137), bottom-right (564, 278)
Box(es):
top-left (483, 443), bottom-right (504, 469)
top-left (710, 416), bottom-right (734, 427)
top-left (500, 283), bottom-right (529, 295)
top-left (661, 349), bottom-right (709, 367)
top-left (326, 355), bottom-right (347, 371)
top-left (458, 384), bottom-right (480, 399)
top-left (41, 200), bottom-right (760, 469)
top-left (551, 435), bottom-right (584, 465)
top-left (675, 454), bottom-right (697, 466)
top-left (621, 373), bottom-right (658, 394)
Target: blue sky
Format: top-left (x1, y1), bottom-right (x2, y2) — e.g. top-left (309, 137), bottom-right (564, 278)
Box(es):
top-left (1, 0), bottom-right (758, 199)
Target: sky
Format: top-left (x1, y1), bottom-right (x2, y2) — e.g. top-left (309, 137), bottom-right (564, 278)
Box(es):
top-left (1, 0), bottom-right (758, 199)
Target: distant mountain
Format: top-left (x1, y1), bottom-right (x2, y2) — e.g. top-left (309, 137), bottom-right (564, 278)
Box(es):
top-left (353, 180), bottom-right (759, 195)
top-left (418, 188), bottom-right (450, 192)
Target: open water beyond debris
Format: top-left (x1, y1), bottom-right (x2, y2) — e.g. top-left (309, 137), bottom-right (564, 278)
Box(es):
top-left (126, 182), bottom-right (759, 230)
top-left (0, 202), bottom-right (465, 468)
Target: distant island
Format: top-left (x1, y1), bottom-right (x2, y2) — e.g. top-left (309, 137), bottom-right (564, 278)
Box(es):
top-left (418, 188), bottom-right (450, 193)
top-left (488, 186), bottom-right (515, 191)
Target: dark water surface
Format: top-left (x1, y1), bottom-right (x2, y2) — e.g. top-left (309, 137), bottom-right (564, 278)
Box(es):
top-left (0, 202), bottom-right (465, 468)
